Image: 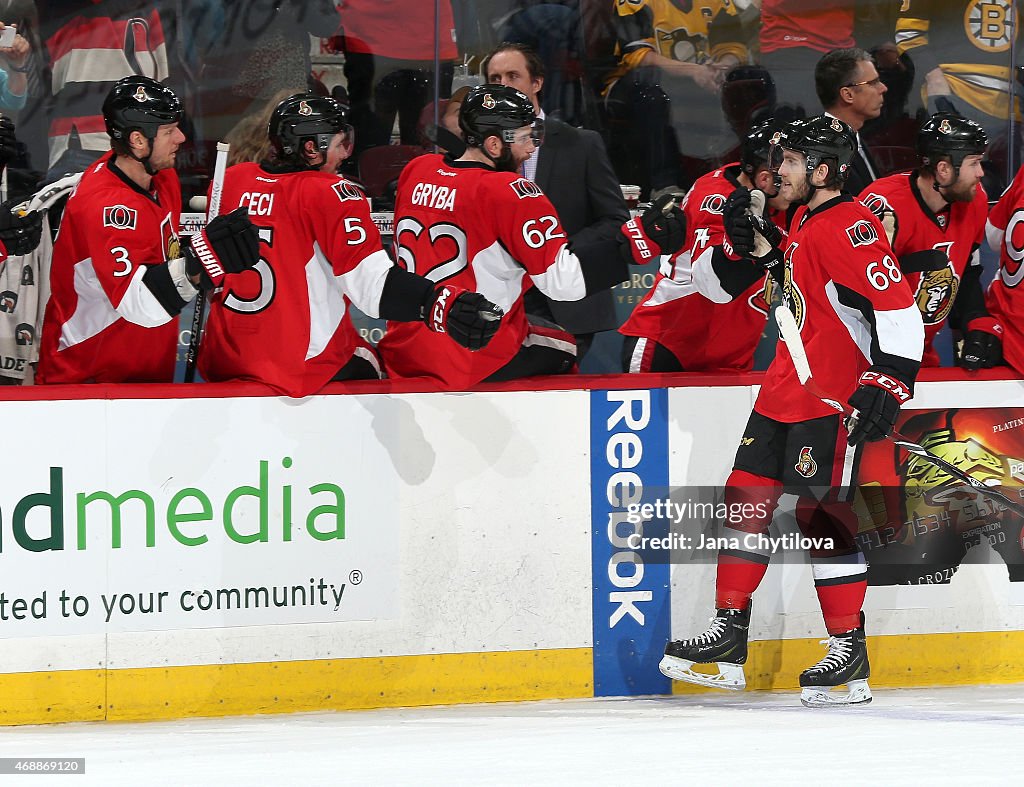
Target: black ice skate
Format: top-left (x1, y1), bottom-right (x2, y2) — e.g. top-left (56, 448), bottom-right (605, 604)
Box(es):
top-left (659, 606), bottom-right (749, 690)
top-left (799, 622), bottom-right (872, 708)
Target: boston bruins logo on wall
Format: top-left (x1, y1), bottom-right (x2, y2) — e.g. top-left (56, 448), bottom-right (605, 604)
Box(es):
top-left (965, 0), bottom-right (1016, 53)
top-left (914, 263), bottom-right (959, 324)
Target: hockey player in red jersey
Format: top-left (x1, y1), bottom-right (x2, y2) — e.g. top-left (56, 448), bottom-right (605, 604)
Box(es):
top-left (619, 120), bottom-right (790, 372)
top-left (860, 113), bottom-right (1000, 369)
top-left (985, 162), bottom-right (1024, 376)
top-left (661, 117), bottom-right (924, 707)
top-left (38, 76), bottom-right (261, 384)
top-left (197, 94), bottom-right (504, 397)
top-left (377, 84), bottom-right (686, 388)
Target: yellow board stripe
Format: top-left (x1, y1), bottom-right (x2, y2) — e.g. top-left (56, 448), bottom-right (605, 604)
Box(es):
top-left (0, 648), bottom-right (593, 726)
top-left (672, 630), bottom-right (1024, 694)
top-left (3, 631), bottom-right (1024, 725)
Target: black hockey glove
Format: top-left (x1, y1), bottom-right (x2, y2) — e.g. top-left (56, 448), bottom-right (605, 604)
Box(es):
top-left (424, 284), bottom-right (504, 351)
top-left (0, 116), bottom-right (16, 168)
top-left (722, 187), bottom-right (755, 258)
top-left (846, 368), bottom-right (912, 446)
top-left (959, 317), bottom-right (1004, 370)
top-left (0, 199), bottom-right (43, 256)
top-left (619, 193), bottom-right (686, 264)
top-left (184, 207), bottom-right (261, 289)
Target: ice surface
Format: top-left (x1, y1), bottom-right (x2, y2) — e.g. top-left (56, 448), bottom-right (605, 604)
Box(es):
top-left (1, 685), bottom-right (1022, 786)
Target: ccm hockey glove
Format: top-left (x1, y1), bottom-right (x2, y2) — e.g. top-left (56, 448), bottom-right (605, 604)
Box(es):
top-left (846, 367), bottom-right (912, 446)
top-left (184, 207), bottom-right (260, 289)
top-left (620, 193), bottom-right (686, 264)
top-left (722, 187), bottom-right (755, 258)
top-left (0, 198), bottom-right (43, 256)
top-left (424, 284), bottom-right (504, 351)
top-left (959, 317), bottom-right (1004, 370)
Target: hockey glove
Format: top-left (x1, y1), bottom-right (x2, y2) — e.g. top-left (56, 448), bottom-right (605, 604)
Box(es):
top-left (184, 207), bottom-right (261, 289)
top-left (722, 187), bottom-right (754, 258)
top-left (846, 368), bottom-right (912, 446)
top-left (0, 117), bottom-right (16, 167)
top-left (425, 284), bottom-right (504, 351)
top-left (620, 193), bottom-right (686, 264)
top-left (959, 317), bottom-right (1004, 370)
top-left (0, 198), bottom-right (43, 256)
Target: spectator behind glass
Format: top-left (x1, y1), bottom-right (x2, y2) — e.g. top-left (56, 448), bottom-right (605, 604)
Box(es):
top-left (222, 87), bottom-right (305, 168)
top-left (196, 0), bottom-right (341, 145)
top-left (602, 0), bottom-right (746, 199)
top-left (337, 0), bottom-right (457, 155)
top-left (759, 0), bottom-right (856, 118)
top-left (0, 20), bottom-right (31, 113)
top-left (37, 1), bottom-right (172, 180)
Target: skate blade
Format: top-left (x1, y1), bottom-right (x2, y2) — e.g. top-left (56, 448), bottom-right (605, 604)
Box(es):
top-left (800, 679), bottom-right (872, 708)
top-left (659, 655), bottom-right (746, 690)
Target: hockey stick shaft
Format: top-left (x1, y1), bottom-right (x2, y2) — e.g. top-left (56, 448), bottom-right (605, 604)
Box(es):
top-left (774, 305), bottom-right (1024, 517)
top-left (184, 141), bottom-right (229, 383)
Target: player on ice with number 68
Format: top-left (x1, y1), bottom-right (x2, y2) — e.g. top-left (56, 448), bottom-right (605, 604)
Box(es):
top-left (664, 116), bottom-right (924, 707)
top-left (377, 84), bottom-right (686, 387)
top-left (197, 93), bottom-right (505, 397)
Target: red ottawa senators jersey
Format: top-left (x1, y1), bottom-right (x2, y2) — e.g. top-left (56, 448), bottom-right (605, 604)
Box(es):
top-left (198, 163), bottom-right (393, 397)
top-left (985, 164), bottom-right (1024, 375)
top-left (756, 196), bottom-right (923, 424)
top-left (38, 151), bottom-right (182, 384)
top-left (619, 164), bottom-right (779, 371)
top-left (377, 154), bottom-right (588, 388)
top-left (860, 172), bottom-right (987, 366)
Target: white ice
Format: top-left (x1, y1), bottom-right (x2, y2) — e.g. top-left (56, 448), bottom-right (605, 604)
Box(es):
top-left (1, 685), bottom-right (1023, 786)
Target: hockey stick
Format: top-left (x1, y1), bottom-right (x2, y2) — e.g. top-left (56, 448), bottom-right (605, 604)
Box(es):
top-left (774, 305), bottom-right (1024, 517)
top-left (184, 141), bottom-right (229, 383)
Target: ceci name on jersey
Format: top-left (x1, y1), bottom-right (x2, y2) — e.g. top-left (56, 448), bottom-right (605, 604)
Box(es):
top-left (240, 191), bottom-right (275, 216)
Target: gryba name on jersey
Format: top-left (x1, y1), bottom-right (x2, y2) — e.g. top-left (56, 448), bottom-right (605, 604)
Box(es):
top-left (411, 182), bottom-right (457, 210)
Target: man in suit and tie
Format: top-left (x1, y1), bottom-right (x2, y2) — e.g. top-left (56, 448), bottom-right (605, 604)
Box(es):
top-left (482, 42), bottom-right (629, 361)
top-left (815, 48), bottom-right (888, 195)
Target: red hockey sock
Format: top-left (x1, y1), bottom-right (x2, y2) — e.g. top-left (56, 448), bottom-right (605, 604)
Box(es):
top-left (714, 470), bottom-right (781, 610)
top-left (815, 579), bottom-right (867, 634)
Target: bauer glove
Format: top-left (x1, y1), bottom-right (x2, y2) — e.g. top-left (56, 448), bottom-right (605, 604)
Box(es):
top-left (424, 284), bottom-right (503, 351)
top-left (846, 367), bottom-right (912, 446)
top-left (619, 192), bottom-right (686, 264)
top-left (959, 317), bottom-right (1003, 370)
top-left (0, 198), bottom-right (43, 256)
top-left (184, 206), bottom-right (261, 289)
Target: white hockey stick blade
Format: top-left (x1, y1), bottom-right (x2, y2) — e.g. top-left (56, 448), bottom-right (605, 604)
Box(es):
top-left (774, 305), bottom-right (810, 384)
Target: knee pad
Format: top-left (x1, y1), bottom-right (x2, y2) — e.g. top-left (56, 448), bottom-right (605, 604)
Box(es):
top-left (724, 470), bottom-right (782, 534)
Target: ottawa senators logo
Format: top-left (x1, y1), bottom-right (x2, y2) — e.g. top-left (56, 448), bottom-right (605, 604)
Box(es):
top-left (298, 100), bottom-right (312, 116)
top-left (331, 179), bottom-right (365, 202)
top-left (861, 192), bottom-right (893, 218)
top-left (795, 446), bottom-right (818, 478)
top-left (700, 194), bottom-right (726, 215)
top-left (830, 118), bottom-right (844, 133)
top-left (133, 86), bottom-right (149, 103)
top-left (846, 220), bottom-right (879, 247)
top-left (780, 243), bottom-right (806, 328)
top-left (914, 264), bottom-right (959, 324)
top-left (481, 93), bottom-right (496, 109)
top-left (103, 205), bottom-right (137, 230)
top-left (510, 178), bottom-right (542, 199)
top-left (939, 118), bottom-right (953, 135)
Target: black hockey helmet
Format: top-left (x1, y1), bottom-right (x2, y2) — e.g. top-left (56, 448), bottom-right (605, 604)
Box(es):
top-left (268, 93), bottom-right (352, 161)
top-left (459, 84), bottom-right (539, 148)
top-left (103, 75), bottom-right (182, 143)
top-left (772, 115), bottom-right (857, 189)
top-left (741, 118), bottom-right (786, 177)
top-left (917, 112), bottom-right (987, 171)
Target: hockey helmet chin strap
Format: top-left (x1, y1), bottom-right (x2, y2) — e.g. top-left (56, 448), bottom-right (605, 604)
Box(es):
top-left (482, 138), bottom-right (518, 173)
top-left (128, 134), bottom-right (160, 177)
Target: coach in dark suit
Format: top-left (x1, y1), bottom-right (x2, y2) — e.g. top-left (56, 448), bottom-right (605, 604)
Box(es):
top-left (815, 48), bottom-right (887, 195)
top-left (483, 43), bottom-right (629, 358)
